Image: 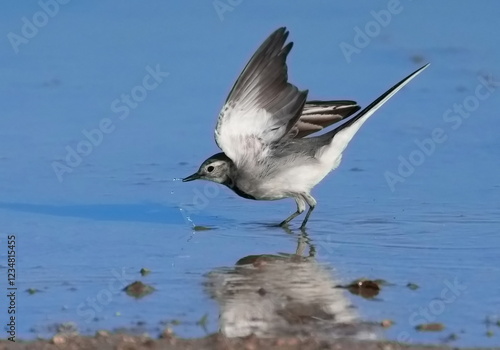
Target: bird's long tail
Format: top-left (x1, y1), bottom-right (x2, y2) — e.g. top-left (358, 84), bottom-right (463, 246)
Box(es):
top-left (324, 64), bottom-right (429, 156)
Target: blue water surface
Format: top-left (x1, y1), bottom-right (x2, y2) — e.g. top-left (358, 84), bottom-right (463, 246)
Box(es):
top-left (0, 1), bottom-right (499, 347)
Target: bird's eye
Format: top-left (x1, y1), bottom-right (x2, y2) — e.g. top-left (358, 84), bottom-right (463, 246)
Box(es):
top-left (207, 166), bottom-right (215, 173)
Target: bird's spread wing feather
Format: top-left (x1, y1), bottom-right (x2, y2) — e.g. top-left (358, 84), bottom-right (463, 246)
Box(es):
top-left (289, 100), bottom-right (361, 138)
top-left (214, 27), bottom-right (308, 166)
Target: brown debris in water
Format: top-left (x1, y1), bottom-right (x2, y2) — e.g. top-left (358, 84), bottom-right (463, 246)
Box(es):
top-left (123, 281), bottom-right (155, 299)
top-left (415, 323), bottom-right (445, 332)
top-left (406, 282), bottom-right (419, 290)
top-left (140, 268), bottom-right (151, 277)
top-left (381, 319), bottom-right (395, 328)
top-left (342, 279), bottom-right (381, 299)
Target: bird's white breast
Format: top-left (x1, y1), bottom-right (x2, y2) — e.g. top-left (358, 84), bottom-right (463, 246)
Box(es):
top-left (235, 155), bottom-right (340, 201)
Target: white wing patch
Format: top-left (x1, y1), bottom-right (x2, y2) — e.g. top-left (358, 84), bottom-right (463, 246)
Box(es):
top-left (215, 104), bottom-right (288, 166)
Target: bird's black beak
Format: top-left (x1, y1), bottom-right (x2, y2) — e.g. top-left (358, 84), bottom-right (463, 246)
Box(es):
top-left (182, 172), bottom-right (201, 182)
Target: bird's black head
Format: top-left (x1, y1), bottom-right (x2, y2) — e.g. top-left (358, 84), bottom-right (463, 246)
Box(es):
top-left (182, 152), bottom-right (233, 185)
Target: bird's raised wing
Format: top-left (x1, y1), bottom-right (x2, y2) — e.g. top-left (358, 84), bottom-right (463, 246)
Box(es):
top-left (214, 27), bottom-right (308, 166)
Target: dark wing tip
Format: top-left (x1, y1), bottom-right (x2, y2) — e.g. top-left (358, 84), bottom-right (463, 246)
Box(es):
top-left (281, 42), bottom-right (293, 58)
top-left (274, 27), bottom-right (288, 36)
top-left (265, 27), bottom-right (289, 50)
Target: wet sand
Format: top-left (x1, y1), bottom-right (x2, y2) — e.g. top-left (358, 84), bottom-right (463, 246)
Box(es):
top-left (1, 333), bottom-right (497, 350)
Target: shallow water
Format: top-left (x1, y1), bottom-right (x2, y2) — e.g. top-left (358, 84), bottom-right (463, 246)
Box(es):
top-left (1, 1), bottom-right (499, 347)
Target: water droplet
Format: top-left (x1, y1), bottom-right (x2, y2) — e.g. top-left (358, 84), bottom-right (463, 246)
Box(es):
top-left (179, 208), bottom-right (196, 228)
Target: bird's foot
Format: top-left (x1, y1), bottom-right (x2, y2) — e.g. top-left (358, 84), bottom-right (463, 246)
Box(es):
top-left (279, 220), bottom-right (289, 227)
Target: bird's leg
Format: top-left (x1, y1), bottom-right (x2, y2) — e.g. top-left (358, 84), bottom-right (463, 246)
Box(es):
top-left (279, 196), bottom-right (306, 226)
top-left (299, 193), bottom-right (317, 229)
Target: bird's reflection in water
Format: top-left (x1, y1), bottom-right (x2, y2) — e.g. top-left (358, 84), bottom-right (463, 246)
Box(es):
top-left (205, 229), bottom-right (378, 340)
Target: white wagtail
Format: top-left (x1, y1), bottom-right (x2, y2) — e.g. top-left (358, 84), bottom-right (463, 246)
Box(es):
top-left (183, 27), bottom-right (428, 228)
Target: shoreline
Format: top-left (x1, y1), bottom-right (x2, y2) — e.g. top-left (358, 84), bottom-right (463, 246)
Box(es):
top-left (1, 332), bottom-right (497, 350)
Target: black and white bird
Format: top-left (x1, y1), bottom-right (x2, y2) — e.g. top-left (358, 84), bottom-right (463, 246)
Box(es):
top-left (183, 27), bottom-right (428, 228)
